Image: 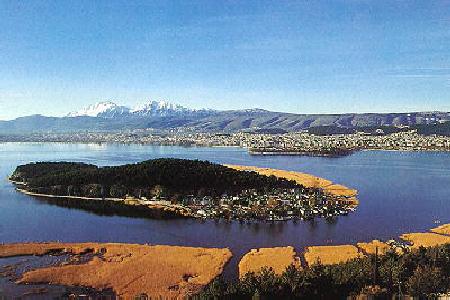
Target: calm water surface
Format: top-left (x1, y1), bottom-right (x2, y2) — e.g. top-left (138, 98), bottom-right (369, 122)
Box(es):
top-left (1, 143), bottom-right (449, 276)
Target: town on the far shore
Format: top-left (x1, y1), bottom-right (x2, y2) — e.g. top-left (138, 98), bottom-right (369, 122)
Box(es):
top-left (4, 128), bottom-right (450, 157)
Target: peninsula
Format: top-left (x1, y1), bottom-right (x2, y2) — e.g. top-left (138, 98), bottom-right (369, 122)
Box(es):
top-left (10, 159), bottom-right (358, 221)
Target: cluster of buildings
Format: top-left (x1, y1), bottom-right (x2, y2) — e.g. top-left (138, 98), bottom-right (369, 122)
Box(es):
top-left (241, 130), bottom-right (450, 155)
top-left (4, 129), bottom-right (450, 154)
top-left (122, 187), bottom-right (358, 221)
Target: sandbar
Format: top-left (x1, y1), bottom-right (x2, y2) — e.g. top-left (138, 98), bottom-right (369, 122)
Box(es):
top-left (430, 223), bottom-right (450, 236)
top-left (0, 242), bottom-right (232, 298)
top-left (225, 164), bottom-right (358, 199)
top-left (400, 232), bottom-right (450, 249)
top-left (357, 240), bottom-right (391, 255)
top-left (304, 245), bottom-right (363, 266)
top-left (238, 246), bottom-right (300, 277)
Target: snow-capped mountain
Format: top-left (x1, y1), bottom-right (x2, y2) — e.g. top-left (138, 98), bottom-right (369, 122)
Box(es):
top-left (67, 100), bottom-right (212, 119)
top-left (67, 101), bottom-right (130, 118)
top-left (3, 101), bottom-right (450, 134)
top-left (131, 100), bottom-right (191, 117)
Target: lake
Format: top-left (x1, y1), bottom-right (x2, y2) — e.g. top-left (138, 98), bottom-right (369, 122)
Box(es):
top-left (1, 143), bottom-right (450, 277)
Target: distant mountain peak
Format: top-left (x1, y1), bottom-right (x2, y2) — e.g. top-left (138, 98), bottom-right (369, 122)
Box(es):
top-left (238, 108), bottom-right (269, 113)
top-left (66, 99), bottom-right (211, 119)
top-left (67, 101), bottom-right (124, 117)
top-left (131, 100), bottom-right (188, 114)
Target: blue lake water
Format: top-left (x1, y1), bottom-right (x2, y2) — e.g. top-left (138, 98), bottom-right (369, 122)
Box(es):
top-left (1, 143), bottom-right (449, 276)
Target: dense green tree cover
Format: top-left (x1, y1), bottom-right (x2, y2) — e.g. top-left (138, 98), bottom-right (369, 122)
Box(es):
top-left (11, 159), bottom-right (301, 199)
top-left (11, 162), bottom-right (98, 182)
top-left (199, 244), bottom-right (450, 299)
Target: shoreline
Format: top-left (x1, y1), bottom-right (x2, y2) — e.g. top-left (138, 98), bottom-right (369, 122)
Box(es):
top-left (2, 140), bottom-right (450, 154)
top-left (0, 243), bottom-right (232, 298)
top-left (238, 223), bottom-right (450, 276)
top-left (1, 223), bottom-right (449, 297)
top-left (225, 164), bottom-right (358, 200)
top-left (10, 163), bottom-right (359, 219)
top-left (15, 187), bottom-right (125, 202)
top-left (11, 183), bottom-right (193, 219)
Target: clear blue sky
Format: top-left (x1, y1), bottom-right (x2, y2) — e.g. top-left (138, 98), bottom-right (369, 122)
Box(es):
top-left (0, 0), bottom-right (449, 120)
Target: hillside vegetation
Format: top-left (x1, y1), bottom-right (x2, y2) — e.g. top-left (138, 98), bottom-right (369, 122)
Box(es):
top-left (11, 159), bottom-right (300, 199)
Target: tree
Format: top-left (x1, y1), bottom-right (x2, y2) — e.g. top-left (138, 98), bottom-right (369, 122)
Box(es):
top-left (407, 265), bottom-right (446, 296)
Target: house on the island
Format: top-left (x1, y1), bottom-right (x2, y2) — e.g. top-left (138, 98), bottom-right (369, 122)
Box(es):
top-left (196, 209), bottom-right (207, 217)
top-left (124, 195), bottom-right (140, 205)
top-left (148, 197), bottom-right (172, 206)
top-left (220, 197), bottom-right (231, 206)
top-left (326, 196), bottom-right (359, 207)
top-left (278, 198), bottom-right (291, 206)
top-left (200, 196), bottom-right (213, 206)
top-left (124, 195), bottom-right (172, 206)
top-left (182, 195), bottom-right (196, 206)
top-left (248, 197), bottom-right (259, 206)
top-left (267, 196), bottom-right (279, 207)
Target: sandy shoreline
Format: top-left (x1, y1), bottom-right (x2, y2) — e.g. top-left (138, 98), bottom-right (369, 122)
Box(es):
top-left (225, 164), bottom-right (358, 199)
top-left (430, 223), bottom-right (450, 236)
top-left (304, 244), bottom-right (362, 265)
top-left (0, 242), bottom-right (232, 298)
top-left (400, 232), bottom-right (450, 249)
top-left (1, 224), bottom-right (449, 296)
top-left (238, 246), bottom-right (301, 277)
top-left (235, 223), bottom-right (450, 276)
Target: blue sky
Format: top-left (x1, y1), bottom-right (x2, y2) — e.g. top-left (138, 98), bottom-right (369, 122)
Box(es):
top-left (0, 0), bottom-right (449, 120)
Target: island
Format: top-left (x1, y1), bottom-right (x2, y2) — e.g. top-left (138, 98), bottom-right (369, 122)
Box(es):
top-left (10, 158), bottom-right (358, 221)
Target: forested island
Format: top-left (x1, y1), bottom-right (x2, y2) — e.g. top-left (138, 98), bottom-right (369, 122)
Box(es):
top-left (10, 159), bottom-right (358, 221)
top-left (10, 159), bottom-right (299, 199)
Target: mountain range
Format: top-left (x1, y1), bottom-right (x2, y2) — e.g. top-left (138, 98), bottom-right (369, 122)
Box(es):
top-left (66, 100), bottom-right (212, 118)
top-left (1, 100), bottom-right (450, 134)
